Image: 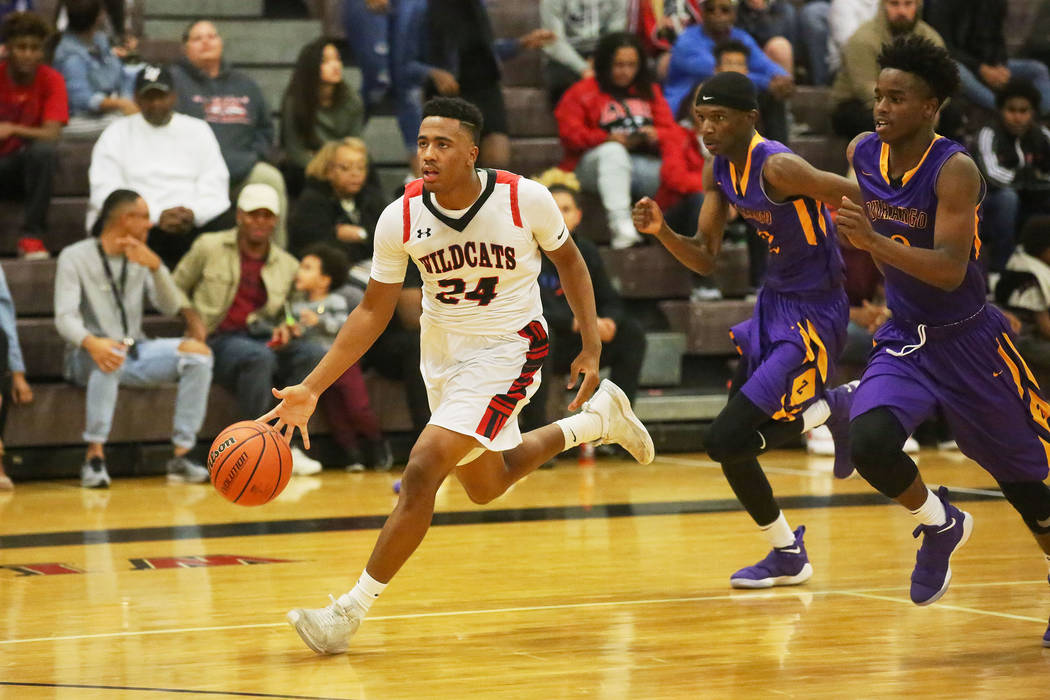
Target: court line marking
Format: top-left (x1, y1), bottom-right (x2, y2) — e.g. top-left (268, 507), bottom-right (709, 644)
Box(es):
top-left (837, 590), bottom-right (1045, 623)
top-left (658, 455), bottom-right (1008, 497)
top-left (0, 681), bottom-right (350, 700)
top-left (2, 579), bottom-right (1044, 646)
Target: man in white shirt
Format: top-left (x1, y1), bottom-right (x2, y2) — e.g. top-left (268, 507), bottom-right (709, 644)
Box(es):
top-left (88, 65), bottom-right (230, 269)
top-left (266, 97), bottom-right (654, 655)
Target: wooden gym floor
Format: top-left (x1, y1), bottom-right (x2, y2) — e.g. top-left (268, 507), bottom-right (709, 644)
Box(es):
top-left (2, 448), bottom-right (1049, 699)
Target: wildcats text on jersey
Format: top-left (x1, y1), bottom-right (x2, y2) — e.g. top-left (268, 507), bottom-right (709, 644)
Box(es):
top-left (416, 241), bottom-right (517, 274)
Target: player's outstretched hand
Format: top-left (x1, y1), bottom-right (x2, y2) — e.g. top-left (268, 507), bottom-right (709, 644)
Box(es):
top-left (836, 196), bottom-right (877, 251)
top-left (632, 197), bottom-right (665, 236)
top-left (258, 384), bottom-right (319, 449)
top-left (566, 347), bottom-right (601, 412)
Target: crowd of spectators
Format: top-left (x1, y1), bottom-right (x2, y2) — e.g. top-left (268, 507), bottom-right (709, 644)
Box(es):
top-left (0, 0), bottom-right (1048, 489)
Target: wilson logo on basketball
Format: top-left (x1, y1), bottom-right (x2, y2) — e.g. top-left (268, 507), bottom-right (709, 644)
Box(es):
top-left (208, 436), bottom-right (237, 467)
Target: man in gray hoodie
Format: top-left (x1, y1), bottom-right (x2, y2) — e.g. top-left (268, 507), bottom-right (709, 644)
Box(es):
top-left (169, 19), bottom-right (289, 246)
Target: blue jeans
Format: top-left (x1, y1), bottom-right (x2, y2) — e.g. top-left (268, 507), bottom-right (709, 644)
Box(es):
top-left (66, 337), bottom-right (213, 448)
top-left (797, 1), bottom-right (830, 85)
top-left (207, 332), bottom-right (328, 420)
top-left (342, 0), bottom-right (424, 150)
top-left (956, 59), bottom-right (1050, 114)
top-left (982, 186), bottom-right (1021, 271)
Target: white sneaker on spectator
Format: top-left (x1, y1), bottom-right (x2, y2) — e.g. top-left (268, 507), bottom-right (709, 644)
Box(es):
top-left (690, 285), bottom-right (723, 301)
top-left (80, 457), bottom-right (111, 489)
top-left (805, 425), bottom-right (835, 456)
top-left (166, 455), bottom-right (210, 483)
top-left (904, 436), bottom-right (920, 454)
top-left (291, 447), bottom-right (323, 475)
top-left (610, 221), bottom-right (644, 250)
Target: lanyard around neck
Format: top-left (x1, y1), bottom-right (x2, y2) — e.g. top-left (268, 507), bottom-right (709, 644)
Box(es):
top-left (96, 241), bottom-right (131, 341)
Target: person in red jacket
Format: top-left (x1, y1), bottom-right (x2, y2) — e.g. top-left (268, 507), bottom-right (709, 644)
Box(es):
top-left (555, 31), bottom-right (675, 249)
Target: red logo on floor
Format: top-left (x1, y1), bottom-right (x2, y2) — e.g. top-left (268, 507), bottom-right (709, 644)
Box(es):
top-left (0, 555), bottom-right (294, 576)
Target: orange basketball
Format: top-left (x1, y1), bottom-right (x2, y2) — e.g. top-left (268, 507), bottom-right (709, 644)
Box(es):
top-left (207, 421), bottom-right (292, 506)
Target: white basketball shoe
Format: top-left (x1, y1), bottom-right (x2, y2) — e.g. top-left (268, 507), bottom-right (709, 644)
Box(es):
top-left (583, 379), bottom-right (655, 464)
top-left (287, 595), bottom-right (365, 655)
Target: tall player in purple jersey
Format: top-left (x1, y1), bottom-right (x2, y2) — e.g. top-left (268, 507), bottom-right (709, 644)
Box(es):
top-left (633, 72), bottom-right (862, 589)
top-left (838, 35), bottom-right (1050, 643)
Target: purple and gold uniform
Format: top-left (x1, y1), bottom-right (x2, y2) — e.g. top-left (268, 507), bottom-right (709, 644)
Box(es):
top-left (714, 133), bottom-right (849, 420)
top-left (850, 132), bottom-right (1050, 481)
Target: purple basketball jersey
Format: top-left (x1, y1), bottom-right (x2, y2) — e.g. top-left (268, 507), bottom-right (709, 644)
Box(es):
top-left (713, 133), bottom-right (844, 294)
top-left (852, 133), bottom-right (986, 326)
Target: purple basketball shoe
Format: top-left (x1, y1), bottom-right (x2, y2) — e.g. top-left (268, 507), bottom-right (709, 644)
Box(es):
top-left (823, 380), bottom-right (859, 479)
top-left (730, 526), bottom-right (813, 589)
top-left (909, 486), bottom-right (973, 605)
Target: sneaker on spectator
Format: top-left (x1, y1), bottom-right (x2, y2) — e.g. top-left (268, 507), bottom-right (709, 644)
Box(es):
top-left (730, 526), bottom-right (813, 589)
top-left (166, 455), bottom-right (210, 483)
top-left (610, 221), bottom-right (644, 250)
top-left (363, 438), bottom-right (394, 472)
top-left (17, 235), bottom-right (49, 260)
top-left (804, 425), bottom-right (835, 455)
top-left (904, 436), bottom-right (920, 454)
top-left (690, 285), bottom-right (723, 302)
top-left (291, 446), bottom-right (323, 475)
top-left (909, 486), bottom-right (973, 605)
top-left (80, 456), bottom-right (111, 489)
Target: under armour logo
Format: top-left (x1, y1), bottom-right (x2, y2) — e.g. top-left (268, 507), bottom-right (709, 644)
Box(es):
top-left (416, 227), bottom-right (432, 239)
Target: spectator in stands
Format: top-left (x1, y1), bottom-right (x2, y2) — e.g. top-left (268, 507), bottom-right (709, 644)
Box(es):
top-left (714, 38), bottom-right (750, 75)
top-left (630, 0), bottom-right (701, 80)
top-left (540, 0), bottom-right (627, 104)
top-left (171, 20), bottom-right (290, 248)
top-left (419, 0), bottom-right (554, 169)
top-left (664, 0), bottom-right (792, 143)
top-left (281, 37), bottom-right (365, 197)
top-left (830, 0), bottom-right (944, 140)
top-left (287, 136), bottom-right (386, 262)
top-left (55, 188), bottom-right (214, 489)
top-left (555, 31), bottom-right (674, 249)
top-left (992, 216), bottom-right (1050, 376)
top-left (926, 0), bottom-right (1050, 116)
top-left (89, 64), bottom-right (230, 270)
top-left (974, 78), bottom-right (1050, 271)
top-left (735, 0), bottom-right (796, 77)
top-left (0, 263), bottom-right (33, 491)
top-left (291, 242), bottom-right (392, 471)
top-left (825, 0), bottom-right (878, 78)
top-left (521, 181), bottom-right (646, 439)
top-left (656, 79), bottom-right (706, 239)
top-left (173, 184), bottom-right (326, 476)
top-left (0, 11), bottom-right (66, 259)
top-left (52, 0), bottom-right (137, 139)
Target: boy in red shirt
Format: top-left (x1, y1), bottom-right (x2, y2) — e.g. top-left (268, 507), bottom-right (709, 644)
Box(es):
top-left (0, 11), bottom-right (67, 257)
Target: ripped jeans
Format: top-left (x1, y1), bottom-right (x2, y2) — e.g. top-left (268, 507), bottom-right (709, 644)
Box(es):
top-left (65, 337), bottom-right (213, 448)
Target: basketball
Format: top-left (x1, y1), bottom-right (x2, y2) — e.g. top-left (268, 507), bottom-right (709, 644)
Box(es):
top-left (207, 421), bottom-right (292, 506)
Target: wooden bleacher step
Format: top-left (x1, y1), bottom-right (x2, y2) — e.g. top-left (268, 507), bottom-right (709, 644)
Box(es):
top-left (659, 299), bottom-right (755, 355)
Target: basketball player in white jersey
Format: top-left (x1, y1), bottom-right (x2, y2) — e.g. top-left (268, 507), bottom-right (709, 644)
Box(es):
top-left (262, 97), bottom-right (655, 655)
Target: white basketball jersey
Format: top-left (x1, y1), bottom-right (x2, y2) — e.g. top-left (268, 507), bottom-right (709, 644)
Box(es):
top-left (371, 169), bottom-right (569, 335)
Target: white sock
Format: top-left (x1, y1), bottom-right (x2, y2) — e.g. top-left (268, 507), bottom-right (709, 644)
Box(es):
top-left (759, 512), bottom-right (796, 549)
top-left (339, 570), bottom-right (387, 613)
top-left (801, 399), bottom-right (831, 432)
top-left (555, 412), bottom-right (604, 450)
top-left (910, 488), bottom-right (947, 527)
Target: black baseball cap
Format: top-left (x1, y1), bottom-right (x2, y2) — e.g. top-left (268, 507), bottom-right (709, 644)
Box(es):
top-left (134, 64), bottom-right (174, 96)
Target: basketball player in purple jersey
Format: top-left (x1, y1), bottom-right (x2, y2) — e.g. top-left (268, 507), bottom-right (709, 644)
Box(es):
top-left (261, 98), bottom-right (655, 654)
top-left (633, 72), bottom-right (862, 589)
top-left (838, 35), bottom-right (1050, 643)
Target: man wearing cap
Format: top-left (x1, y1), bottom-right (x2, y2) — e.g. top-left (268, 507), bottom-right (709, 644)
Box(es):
top-left (172, 183), bottom-right (327, 475)
top-left (88, 63), bottom-right (231, 269)
top-left (633, 71), bottom-right (861, 589)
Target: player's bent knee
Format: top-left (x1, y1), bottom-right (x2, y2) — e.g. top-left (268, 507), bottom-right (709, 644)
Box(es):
top-left (998, 480), bottom-right (1050, 535)
top-left (703, 424), bottom-right (749, 464)
top-left (849, 409), bottom-right (903, 470)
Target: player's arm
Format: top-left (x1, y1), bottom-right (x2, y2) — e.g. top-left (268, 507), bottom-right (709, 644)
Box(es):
top-left (632, 160), bottom-right (728, 275)
top-left (836, 153), bottom-right (981, 292)
top-left (545, 236), bottom-right (602, 410)
top-left (763, 152), bottom-right (862, 206)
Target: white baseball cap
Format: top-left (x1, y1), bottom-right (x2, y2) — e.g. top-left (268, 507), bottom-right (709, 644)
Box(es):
top-left (237, 183), bottom-right (280, 215)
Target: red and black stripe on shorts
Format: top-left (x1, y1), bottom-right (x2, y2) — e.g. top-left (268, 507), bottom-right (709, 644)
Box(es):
top-left (475, 320), bottom-right (549, 440)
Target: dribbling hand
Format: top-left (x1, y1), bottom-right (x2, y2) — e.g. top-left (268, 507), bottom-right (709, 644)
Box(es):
top-left (566, 348), bottom-right (601, 412)
top-left (258, 385), bottom-right (319, 449)
top-left (632, 197), bottom-right (665, 236)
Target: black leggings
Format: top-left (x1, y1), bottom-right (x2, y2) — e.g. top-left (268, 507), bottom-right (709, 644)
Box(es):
top-left (703, 363), bottom-right (808, 526)
top-left (849, 407), bottom-right (920, 499)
